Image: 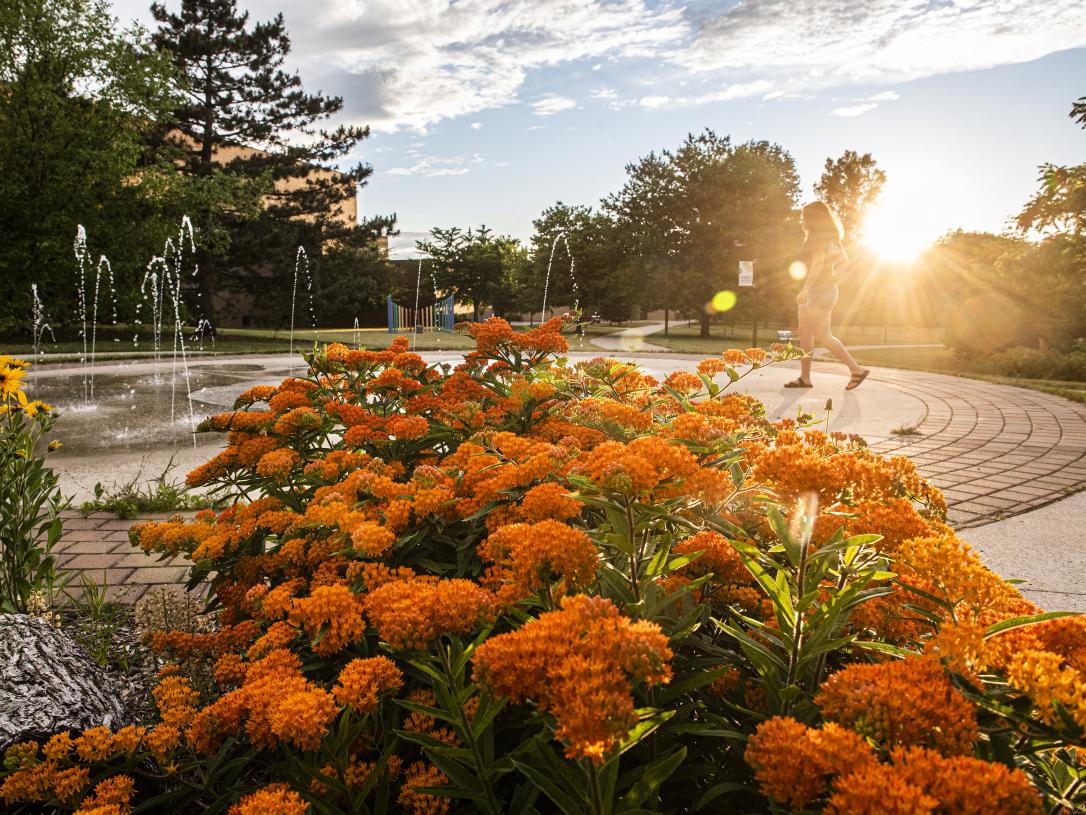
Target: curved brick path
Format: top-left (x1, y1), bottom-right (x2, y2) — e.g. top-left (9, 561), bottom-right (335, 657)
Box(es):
top-left (49, 359), bottom-right (1086, 603)
top-left (861, 365), bottom-right (1086, 529)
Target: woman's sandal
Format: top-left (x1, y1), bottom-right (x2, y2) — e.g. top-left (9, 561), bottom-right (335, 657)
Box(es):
top-left (784, 378), bottom-right (813, 388)
top-left (846, 370), bottom-right (870, 390)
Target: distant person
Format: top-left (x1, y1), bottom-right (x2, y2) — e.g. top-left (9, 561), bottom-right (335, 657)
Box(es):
top-left (784, 201), bottom-right (870, 390)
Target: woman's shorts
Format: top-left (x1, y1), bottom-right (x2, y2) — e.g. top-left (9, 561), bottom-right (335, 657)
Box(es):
top-left (806, 286), bottom-right (838, 309)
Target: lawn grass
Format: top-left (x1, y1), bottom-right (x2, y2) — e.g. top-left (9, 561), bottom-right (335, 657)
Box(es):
top-left (848, 346), bottom-right (1086, 406)
top-left (609, 327), bottom-right (1086, 407)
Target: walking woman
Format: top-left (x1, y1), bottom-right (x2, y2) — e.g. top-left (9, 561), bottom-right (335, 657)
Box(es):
top-left (784, 201), bottom-right (870, 390)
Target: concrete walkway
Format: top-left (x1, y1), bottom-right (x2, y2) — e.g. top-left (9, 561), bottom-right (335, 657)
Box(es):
top-left (590, 323), bottom-right (670, 353)
top-left (959, 491), bottom-right (1086, 611)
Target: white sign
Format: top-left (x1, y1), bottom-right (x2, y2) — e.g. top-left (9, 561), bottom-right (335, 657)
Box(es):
top-left (738, 261), bottom-right (754, 287)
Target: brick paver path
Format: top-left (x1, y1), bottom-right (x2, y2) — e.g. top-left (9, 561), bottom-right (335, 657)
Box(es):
top-left (865, 367), bottom-right (1086, 529)
top-left (52, 364), bottom-right (1086, 599)
top-left (54, 511), bottom-right (195, 604)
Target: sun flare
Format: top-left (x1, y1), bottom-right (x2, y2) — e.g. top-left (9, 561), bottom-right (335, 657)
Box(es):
top-left (862, 192), bottom-right (942, 263)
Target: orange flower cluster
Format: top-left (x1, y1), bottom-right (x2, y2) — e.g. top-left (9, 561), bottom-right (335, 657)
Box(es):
top-left (397, 762), bottom-right (450, 815)
top-left (672, 530), bottom-right (747, 584)
top-left (746, 429), bottom-right (944, 515)
top-left (364, 577), bottom-right (495, 650)
top-left (876, 747), bottom-right (1043, 815)
top-left (816, 657), bottom-right (978, 755)
top-left (73, 774), bottom-right (136, 815)
top-left (186, 648), bottom-right (342, 754)
top-left (473, 595), bottom-right (672, 763)
top-left (745, 718), bottom-right (876, 808)
top-left (465, 316), bottom-right (568, 362)
top-left (478, 520), bottom-right (599, 605)
top-left (256, 448), bottom-right (300, 482)
top-left (269, 687), bottom-right (338, 751)
top-left (576, 435), bottom-right (713, 500)
top-left (228, 783), bottom-right (309, 815)
top-left (287, 584), bottom-right (367, 656)
top-left (333, 656), bottom-right (404, 712)
top-left (748, 718), bottom-right (1042, 813)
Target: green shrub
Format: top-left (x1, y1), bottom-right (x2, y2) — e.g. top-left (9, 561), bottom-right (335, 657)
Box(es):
top-left (2, 326), bottom-right (1083, 814)
top-left (0, 357), bottom-right (68, 612)
top-left (966, 345), bottom-right (1086, 382)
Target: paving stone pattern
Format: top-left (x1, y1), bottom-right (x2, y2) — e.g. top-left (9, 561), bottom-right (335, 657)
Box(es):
top-left (54, 511), bottom-right (196, 604)
top-left (53, 365), bottom-right (1086, 599)
top-left (865, 366), bottom-right (1086, 529)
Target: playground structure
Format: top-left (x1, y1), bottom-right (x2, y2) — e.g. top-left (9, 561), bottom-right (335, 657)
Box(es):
top-left (386, 294), bottom-right (456, 334)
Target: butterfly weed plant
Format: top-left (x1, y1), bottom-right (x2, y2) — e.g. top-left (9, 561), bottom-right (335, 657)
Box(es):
top-left (1, 321), bottom-right (1083, 814)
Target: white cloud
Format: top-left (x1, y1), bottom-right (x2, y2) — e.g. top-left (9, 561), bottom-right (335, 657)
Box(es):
top-left (635, 80), bottom-right (775, 110)
top-left (303, 0), bottom-right (688, 131)
top-left (532, 94), bottom-right (578, 116)
top-left (386, 154), bottom-right (479, 176)
top-left (831, 103), bottom-right (878, 118)
top-left (109, 0), bottom-right (1085, 134)
top-left (591, 87), bottom-right (618, 99)
top-left (676, 0), bottom-right (1086, 90)
top-left (828, 89), bottom-right (900, 117)
top-left (639, 95), bottom-right (671, 108)
top-left (470, 121), bottom-right (482, 129)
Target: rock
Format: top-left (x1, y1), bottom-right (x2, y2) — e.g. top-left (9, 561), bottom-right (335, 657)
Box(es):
top-left (0, 614), bottom-right (130, 750)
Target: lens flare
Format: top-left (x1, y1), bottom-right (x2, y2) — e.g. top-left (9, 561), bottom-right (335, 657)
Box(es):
top-left (863, 186), bottom-right (943, 263)
top-left (789, 261), bottom-right (808, 281)
top-left (708, 290), bottom-right (737, 313)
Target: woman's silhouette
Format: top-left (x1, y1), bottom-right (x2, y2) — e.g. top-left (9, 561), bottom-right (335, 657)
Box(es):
top-left (784, 201), bottom-right (869, 390)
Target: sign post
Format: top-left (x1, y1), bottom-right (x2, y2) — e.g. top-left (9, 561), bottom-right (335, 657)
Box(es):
top-left (738, 261), bottom-right (756, 348)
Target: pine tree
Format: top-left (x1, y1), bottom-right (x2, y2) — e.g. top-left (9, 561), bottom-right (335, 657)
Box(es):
top-left (150, 0), bottom-right (394, 327)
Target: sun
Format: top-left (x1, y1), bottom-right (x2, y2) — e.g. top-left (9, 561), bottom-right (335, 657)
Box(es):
top-left (862, 192), bottom-right (941, 263)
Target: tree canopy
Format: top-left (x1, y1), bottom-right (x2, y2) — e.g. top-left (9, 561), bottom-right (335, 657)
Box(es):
top-left (0, 0), bottom-right (183, 329)
top-left (813, 150), bottom-right (886, 243)
top-left (603, 130), bottom-right (801, 336)
top-left (416, 227), bottom-right (522, 322)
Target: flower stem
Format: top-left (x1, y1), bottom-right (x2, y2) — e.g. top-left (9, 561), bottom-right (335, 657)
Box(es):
top-left (586, 759), bottom-right (606, 815)
top-left (438, 645), bottom-right (503, 815)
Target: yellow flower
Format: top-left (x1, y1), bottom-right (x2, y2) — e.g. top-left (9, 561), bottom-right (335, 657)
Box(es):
top-left (0, 364), bottom-right (27, 400)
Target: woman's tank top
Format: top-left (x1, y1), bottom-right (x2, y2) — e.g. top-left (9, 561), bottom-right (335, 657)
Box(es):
top-left (818, 241), bottom-right (847, 287)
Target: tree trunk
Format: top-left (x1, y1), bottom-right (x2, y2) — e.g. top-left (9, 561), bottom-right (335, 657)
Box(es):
top-left (663, 309), bottom-right (669, 338)
top-left (473, 300), bottom-right (480, 322)
top-left (700, 310), bottom-right (711, 338)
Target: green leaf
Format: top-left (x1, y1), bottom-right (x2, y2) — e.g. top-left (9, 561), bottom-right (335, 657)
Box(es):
top-left (985, 611), bottom-right (1080, 639)
top-left (620, 747), bottom-right (686, 809)
top-left (695, 781), bottom-right (751, 811)
top-left (853, 640), bottom-right (913, 657)
top-left (654, 665), bottom-right (733, 705)
top-left (511, 757), bottom-right (584, 815)
top-left (619, 709), bottom-right (675, 755)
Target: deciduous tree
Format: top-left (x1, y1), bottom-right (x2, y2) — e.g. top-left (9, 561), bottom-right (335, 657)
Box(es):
top-left (813, 150), bottom-right (886, 243)
top-left (0, 0), bottom-right (182, 329)
top-left (417, 227), bottom-right (521, 321)
top-left (606, 130), bottom-right (800, 337)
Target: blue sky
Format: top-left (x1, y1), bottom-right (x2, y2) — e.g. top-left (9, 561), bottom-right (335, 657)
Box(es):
top-left (113, 1), bottom-right (1086, 257)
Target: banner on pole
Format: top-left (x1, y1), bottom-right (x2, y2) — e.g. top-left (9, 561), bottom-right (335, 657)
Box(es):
top-left (738, 261), bottom-right (754, 287)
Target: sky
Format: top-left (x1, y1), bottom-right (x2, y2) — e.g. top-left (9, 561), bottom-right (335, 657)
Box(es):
top-left (111, 0), bottom-right (1086, 258)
